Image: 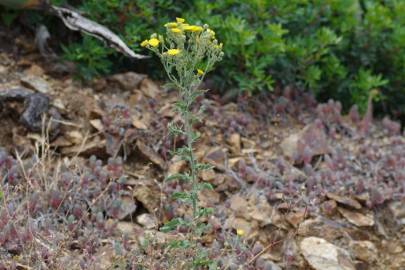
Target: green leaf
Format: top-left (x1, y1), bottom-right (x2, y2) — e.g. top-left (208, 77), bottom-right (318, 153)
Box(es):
top-left (171, 192), bottom-right (192, 203)
top-left (196, 207), bottom-right (214, 218)
top-left (160, 218), bottom-right (183, 232)
top-left (195, 163), bottom-right (214, 171)
top-left (167, 239), bottom-right (191, 249)
top-left (168, 122), bottom-right (185, 136)
top-left (196, 182), bottom-right (213, 191)
top-left (165, 173), bottom-right (191, 182)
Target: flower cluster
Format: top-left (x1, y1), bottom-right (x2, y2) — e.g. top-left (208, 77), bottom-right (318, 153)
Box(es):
top-left (141, 17), bottom-right (223, 90)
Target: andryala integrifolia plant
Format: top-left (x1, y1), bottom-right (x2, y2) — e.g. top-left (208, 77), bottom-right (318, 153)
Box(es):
top-left (141, 17), bottom-right (223, 267)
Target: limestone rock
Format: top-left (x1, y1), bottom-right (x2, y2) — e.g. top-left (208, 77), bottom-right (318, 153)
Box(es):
top-left (338, 207), bottom-right (374, 227)
top-left (109, 72), bottom-right (146, 91)
top-left (300, 237), bottom-right (355, 270)
top-left (349, 240), bottom-right (378, 262)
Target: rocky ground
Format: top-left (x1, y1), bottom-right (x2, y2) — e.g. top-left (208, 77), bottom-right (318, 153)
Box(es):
top-left (0, 29), bottom-right (404, 270)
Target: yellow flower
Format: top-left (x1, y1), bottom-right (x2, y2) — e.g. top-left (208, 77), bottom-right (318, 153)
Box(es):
top-left (184, 25), bottom-right (203, 32)
top-left (167, 49), bottom-right (181, 56)
top-left (197, 69), bottom-right (204, 76)
top-left (164, 22), bottom-right (178, 28)
top-left (148, 38), bottom-right (160, 47)
top-left (183, 25), bottom-right (193, 31)
top-left (236, 229), bottom-right (245, 237)
top-left (176, 17), bottom-right (185, 23)
top-left (214, 43), bottom-right (223, 49)
top-left (140, 40), bottom-right (148, 47)
top-left (171, 28), bottom-right (182, 33)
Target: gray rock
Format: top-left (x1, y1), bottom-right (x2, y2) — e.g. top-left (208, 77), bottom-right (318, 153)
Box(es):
top-left (349, 240), bottom-right (378, 262)
top-left (109, 72), bottom-right (146, 91)
top-left (300, 237), bottom-right (355, 270)
top-left (21, 75), bottom-right (50, 94)
top-left (136, 213), bottom-right (158, 229)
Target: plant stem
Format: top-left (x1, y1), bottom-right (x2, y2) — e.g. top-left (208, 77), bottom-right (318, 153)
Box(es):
top-left (183, 95), bottom-right (198, 220)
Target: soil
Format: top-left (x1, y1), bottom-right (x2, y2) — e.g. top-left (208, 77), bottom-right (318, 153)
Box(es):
top-left (0, 27), bottom-right (404, 270)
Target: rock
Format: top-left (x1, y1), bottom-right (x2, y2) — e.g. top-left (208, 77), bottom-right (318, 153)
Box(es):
top-left (297, 218), bottom-right (343, 241)
top-left (131, 115), bottom-right (148, 129)
top-left (382, 239), bottom-right (404, 254)
top-left (140, 78), bottom-right (160, 98)
top-left (21, 75), bottom-right (50, 94)
top-left (227, 133), bottom-right (241, 154)
top-left (388, 201), bottom-right (405, 220)
top-left (65, 130), bottom-right (84, 144)
top-left (90, 119), bottom-right (104, 132)
top-left (0, 65), bottom-right (7, 74)
top-left (321, 200), bottom-right (338, 216)
top-left (349, 240), bottom-right (377, 262)
top-left (229, 194), bottom-right (249, 218)
top-left (300, 237), bottom-right (355, 270)
top-left (280, 121), bottom-right (329, 163)
top-left (226, 216), bottom-right (257, 237)
top-left (326, 192), bottom-right (362, 210)
top-left (61, 135), bottom-right (106, 156)
top-left (109, 72), bottom-right (146, 91)
top-left (286, 209), bottom-right (306, 228)
top-left (198, 189), bottom-right (221, 208)
top-left (136, 140), bottom-right (166, 169)
top-left (117, 222), bottom-right (141, 238)
top-left (168, 158), bottom-right (187, 176)
top-left (204, 147), bottom-right (226, 170)
top-left (200, 168), bottom-right (216, 182)
top-left (25, 64), bottom-right (45, 76)
top-left (250, 196), bottom-right (273, 226)
top-left (20, 93), bottom-right (50, 132)
top-left (228, 194), bottom-right (273, 227)
top-left (136, 213), bottom-right (158, 229)
top-left (116, 195), bottom-right (137, 220)
top-left (94, 245), bottom-right (114, 270)
top-left (255, 258), bottom-right (282, 270)
top-left (338, 207), bottom-right (374, 227)
top-left (133, 185), bottom-right (160, 214)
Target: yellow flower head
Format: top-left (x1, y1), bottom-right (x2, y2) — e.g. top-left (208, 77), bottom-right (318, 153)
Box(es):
top-left (207, 29), bottom-right (215, 37)
top-left (236, 229), bottom-right (245, 237)
top-left (184, 25), bottom-right (203, 32)
top-left (148, 38), bottom-right (160, 47)
top-left (171, 28), bottom-right (182, 33)
top-left (176, 17), bottom-right (185, 23)
top-left (140, 40), bottom-right (148, 47)
top-left (214, 43), bottom-right (223, 49)
top-left (167, 49), bottom-right (181, 56)
top-left (164, 22), bottom-right (178, 28)
top-left (197, 69), bottom-right (204, 76)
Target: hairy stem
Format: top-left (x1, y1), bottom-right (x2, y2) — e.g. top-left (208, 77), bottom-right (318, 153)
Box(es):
top-left (182, 89), bottom-right (198, 222)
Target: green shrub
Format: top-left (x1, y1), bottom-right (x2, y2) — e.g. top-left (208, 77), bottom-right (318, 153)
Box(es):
top-left (62, 36), bottom-right (113, 80)
top-left (5, 0), bottom-right (405, 118)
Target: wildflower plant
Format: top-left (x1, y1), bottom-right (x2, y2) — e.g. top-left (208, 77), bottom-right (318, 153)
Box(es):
top-left (141, 18), bottom-right (223, 268)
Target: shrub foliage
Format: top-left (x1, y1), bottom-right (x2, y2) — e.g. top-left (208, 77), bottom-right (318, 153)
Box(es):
top-left (4, 0), bottom-right (404, 117)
